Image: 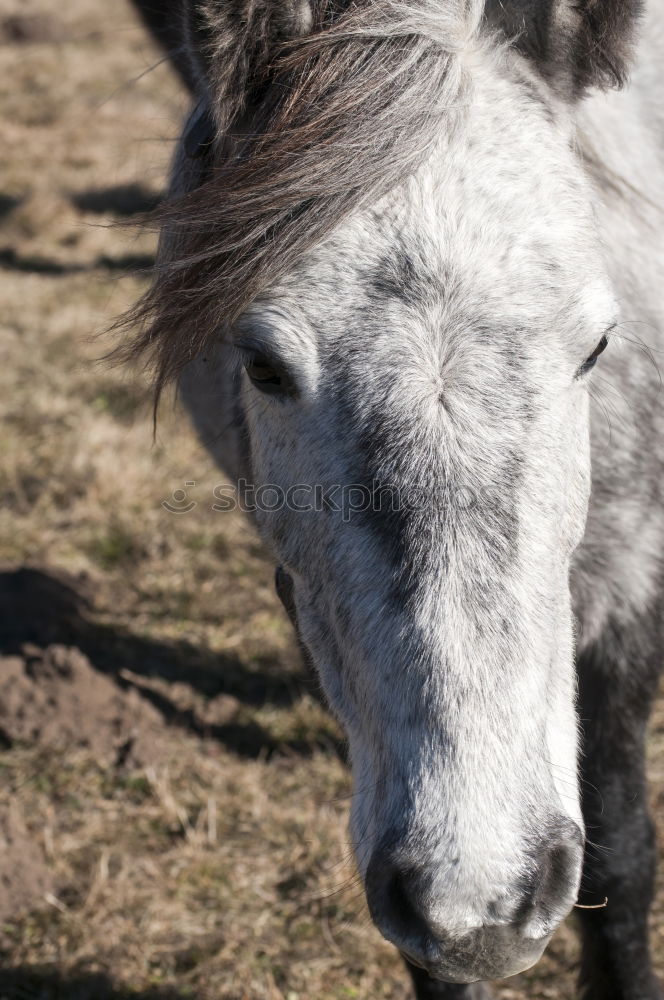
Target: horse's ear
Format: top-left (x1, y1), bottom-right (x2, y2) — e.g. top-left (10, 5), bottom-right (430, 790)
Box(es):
top-left (182, 0), bottom-right (314, 127)
top-left (486, 0), bottom-right (644, 97)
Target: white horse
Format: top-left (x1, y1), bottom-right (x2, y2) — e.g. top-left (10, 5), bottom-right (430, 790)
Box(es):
top-left (125, 1), bottom-right (664, 996)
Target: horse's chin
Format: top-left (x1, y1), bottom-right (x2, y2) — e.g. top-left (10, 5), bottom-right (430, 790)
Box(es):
top-left (400, 927), bottom-right (552, 985)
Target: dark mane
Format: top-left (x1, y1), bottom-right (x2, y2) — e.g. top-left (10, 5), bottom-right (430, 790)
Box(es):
top-left (117, 1), bottom-right (472, 395)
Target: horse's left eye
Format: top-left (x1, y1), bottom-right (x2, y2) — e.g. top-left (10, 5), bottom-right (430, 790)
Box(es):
top-left (578, 334), bottom-right (609, 377)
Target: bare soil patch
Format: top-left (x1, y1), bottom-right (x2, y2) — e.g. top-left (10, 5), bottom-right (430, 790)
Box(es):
top-left (0, 644), bottom-right (166, 766)
top-left (0, 804), bottom-right (53, 925)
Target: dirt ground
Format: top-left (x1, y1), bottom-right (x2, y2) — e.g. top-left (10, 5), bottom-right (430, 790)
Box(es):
top-left (0, 1), bottom-right (663, 997)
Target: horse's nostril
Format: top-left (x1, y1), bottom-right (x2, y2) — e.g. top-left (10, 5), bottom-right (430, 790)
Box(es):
top-left (543, 842), bottom-right (577, 903)
top-left (516, 821), bottom-right (584, 936)
top-left (383, 867), bottom-right (427, 941)
top-left (365, 853), bottom-right (438, 962)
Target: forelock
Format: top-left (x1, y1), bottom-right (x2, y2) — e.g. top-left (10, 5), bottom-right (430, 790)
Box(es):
top-left (116, 0), bottom-right (484, 396)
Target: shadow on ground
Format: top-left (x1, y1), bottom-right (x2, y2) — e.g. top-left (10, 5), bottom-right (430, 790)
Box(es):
top-left (0, 181), bottom-right (161, 274)
top-left (0, 566), bottom-right (339, 759)
top-left (70, 183), bottom-right (161, 217)
top-left (0, 967), bottom-right (191, 1000)
top-left (0, 248), bottom-right (154, 275)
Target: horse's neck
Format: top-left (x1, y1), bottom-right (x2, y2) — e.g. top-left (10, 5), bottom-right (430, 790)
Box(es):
top-left (573, 0), bottom-right (664, 620)
top-left (628, 0), bottom-right (664, 151)
top-left (577, 0), bottom-right (664, 346)
top-left (584, 2), bottom-right (664, 185)
top-left (570, 3), bottom-right (664, 637)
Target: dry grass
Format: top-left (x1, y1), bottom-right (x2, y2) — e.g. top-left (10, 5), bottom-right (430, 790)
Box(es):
top-left (0, 1), bottom-right (662, 997)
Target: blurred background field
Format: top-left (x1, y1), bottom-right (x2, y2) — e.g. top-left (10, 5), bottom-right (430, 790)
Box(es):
top-left (0, 1), bottom-right (663, 997)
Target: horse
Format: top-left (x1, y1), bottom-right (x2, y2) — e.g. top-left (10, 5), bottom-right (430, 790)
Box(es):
top-left (124, 1), bottom-right (664, 997)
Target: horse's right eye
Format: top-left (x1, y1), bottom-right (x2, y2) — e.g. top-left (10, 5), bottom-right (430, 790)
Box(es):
top-left (244, 355), bottom-right (293, 396)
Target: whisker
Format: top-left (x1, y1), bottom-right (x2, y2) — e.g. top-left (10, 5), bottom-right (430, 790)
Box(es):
top-left (94, 54), bottom-right (177, 112)
top-left (588, 388), bottom-right (614, 452)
